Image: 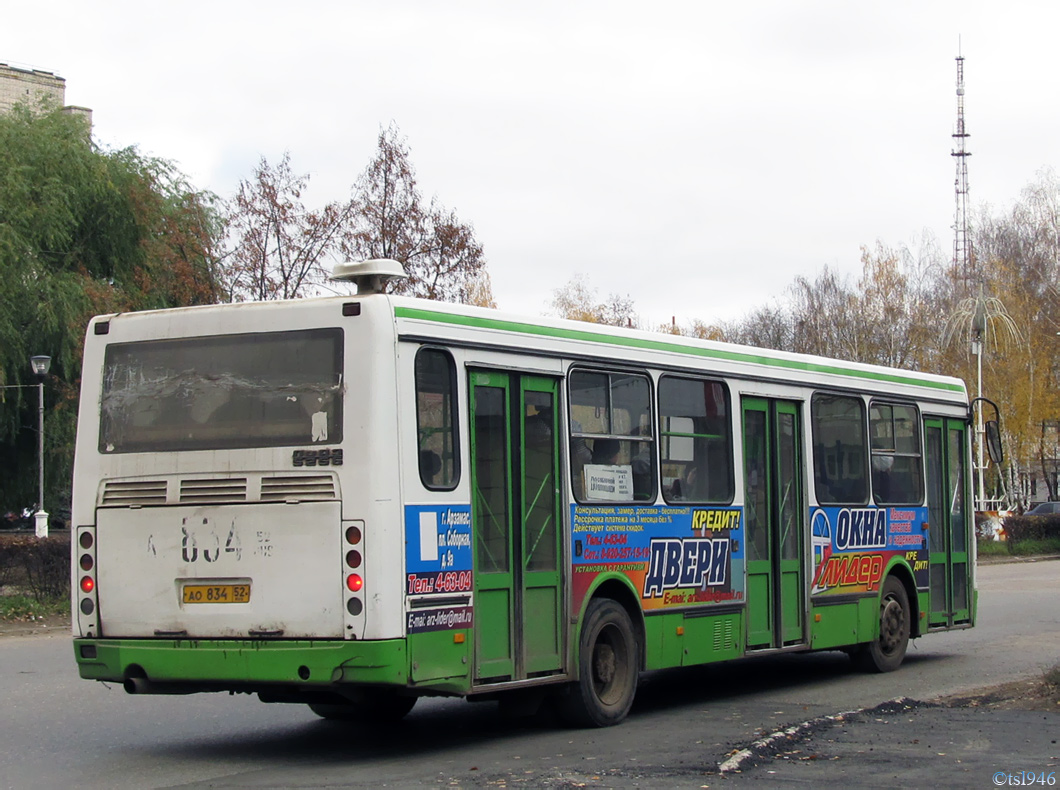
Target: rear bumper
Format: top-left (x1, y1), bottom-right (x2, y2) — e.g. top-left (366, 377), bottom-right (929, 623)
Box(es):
top-left (73, 637), bottom-right (408, 689)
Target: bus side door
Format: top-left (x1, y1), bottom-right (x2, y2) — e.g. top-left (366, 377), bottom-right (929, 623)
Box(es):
top-left (925, 417), bottom-right (973, 627)
top-left (469, 371), bottom-right (564, 683)
top-left (742, 397), bottom-right (806, 649)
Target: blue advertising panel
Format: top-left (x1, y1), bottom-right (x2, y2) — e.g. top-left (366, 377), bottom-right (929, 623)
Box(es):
top-left (403, 504), bottom-right (474, 597)
top-left (570, 503), bottom-right (745, 613)
top-left (809, 505), bottom-right (930, 595)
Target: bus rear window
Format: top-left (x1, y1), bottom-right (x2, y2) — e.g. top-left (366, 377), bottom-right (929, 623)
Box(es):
top-left (99, 329), bottom-right (343, 453)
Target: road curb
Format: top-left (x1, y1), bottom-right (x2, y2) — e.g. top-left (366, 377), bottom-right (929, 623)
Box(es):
top-left (977, 553), bottom-right (1060, 565)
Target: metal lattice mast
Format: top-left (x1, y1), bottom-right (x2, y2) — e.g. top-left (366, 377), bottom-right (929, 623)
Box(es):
top-left (950, 51), bottom-right (992, 509)
top-left (952, 53), bottom-right (972, 284)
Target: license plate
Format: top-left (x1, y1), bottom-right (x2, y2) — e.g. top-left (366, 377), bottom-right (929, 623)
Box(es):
top-left (182, 583), bottom-right (251, 604)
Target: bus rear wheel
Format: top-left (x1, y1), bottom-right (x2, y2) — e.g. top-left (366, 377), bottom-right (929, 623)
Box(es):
top-left (309, 690), bottom-right (417, 723)
top-left (855, 575), bottom-right (910, 673)
top-left (558, 598), bottom-right (639, 727)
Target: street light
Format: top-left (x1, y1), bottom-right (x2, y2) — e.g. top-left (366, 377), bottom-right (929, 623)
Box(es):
top-left (30, 355), bottom-right (51, 538)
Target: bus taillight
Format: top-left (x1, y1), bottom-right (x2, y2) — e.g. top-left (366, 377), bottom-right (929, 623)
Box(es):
top-left (343, 520), bottom-right (365, 630)
top-left (76, 527), bottom-right (98, 626)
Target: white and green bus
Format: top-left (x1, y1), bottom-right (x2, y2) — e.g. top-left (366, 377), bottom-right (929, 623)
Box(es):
top-left (72, 260), bottom-right (978, 727)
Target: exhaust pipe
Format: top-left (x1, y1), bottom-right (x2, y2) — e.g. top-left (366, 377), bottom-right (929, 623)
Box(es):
top-left (122, 675), bottom-right (194, 695)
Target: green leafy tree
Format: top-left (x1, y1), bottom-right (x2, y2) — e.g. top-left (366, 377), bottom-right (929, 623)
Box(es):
top-left (0, 104), bottom-right (222, 516)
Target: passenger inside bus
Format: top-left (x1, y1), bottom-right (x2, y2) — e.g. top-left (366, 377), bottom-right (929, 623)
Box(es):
top-left (590, 438), bottom-right (620, 465)
top-left (419, 449), bottom-right (442, 486)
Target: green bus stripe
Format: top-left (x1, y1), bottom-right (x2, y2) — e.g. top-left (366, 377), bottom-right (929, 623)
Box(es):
top-left (394, 306), bottom-right (965, 394)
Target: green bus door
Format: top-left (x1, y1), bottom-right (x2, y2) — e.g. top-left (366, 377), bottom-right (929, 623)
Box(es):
top-left (469, 371), bottom-right (564, 683)
top-left (925, 418), bottom-right (972, 627)
top-left (743, 398), bottom-right (805, 649)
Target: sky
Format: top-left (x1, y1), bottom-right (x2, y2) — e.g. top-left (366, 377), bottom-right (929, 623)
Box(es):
top-left (4, 1), bottom-right (1059, 328)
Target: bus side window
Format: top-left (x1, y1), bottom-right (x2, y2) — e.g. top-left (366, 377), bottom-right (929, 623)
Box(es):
top-left (811, 394), bottom-right (868, 505)
top-left (568, 370), bottom-right (656, 502)
top-left (869, 402), bottom-right (923, 505)
top-left (415, 348), bottom-right (459, 490)
top-left (659, 376), bottom-right (733, 504)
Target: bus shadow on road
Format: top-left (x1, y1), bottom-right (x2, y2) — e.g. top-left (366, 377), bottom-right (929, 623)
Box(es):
top-left (629, 647), bottom-right (958, 718)
top-left (137, 648), bottom-right (964, 767)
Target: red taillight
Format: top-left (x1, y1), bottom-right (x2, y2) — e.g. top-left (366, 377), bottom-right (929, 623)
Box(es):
top-left (345, 525), bottom-right (362, 544)
top-left (80, 576), bottom-right (95, 594)
top-left (345, 573), bottom-right (363, 592)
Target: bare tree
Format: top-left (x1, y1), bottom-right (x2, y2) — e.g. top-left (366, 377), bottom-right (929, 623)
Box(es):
top-left (342, 123), bottom-right (491, 304)
top-left (723, 304), bottom-right (795, 350)
top-left (957, 170), bottom-right (1060, 506)
top-left (223, 153), bottom-right (353, 301)
top-left (787, 265), bottom-right (858, 359)
top-left (550, 275), bottom-right (638, 327)
top-left (465, 270), bottom-right (498, 308)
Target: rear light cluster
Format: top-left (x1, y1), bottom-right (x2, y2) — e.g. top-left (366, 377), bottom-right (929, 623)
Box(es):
top-left (77, 528), bottom-right (97, 619)
top-left (345, 524), bottom-right (364, 616)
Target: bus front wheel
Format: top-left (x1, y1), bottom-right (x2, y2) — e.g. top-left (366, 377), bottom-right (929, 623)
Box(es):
top-left (558, 598), bottom-right (639, 727)
top-left (854, 575), bottom-right (911, 673)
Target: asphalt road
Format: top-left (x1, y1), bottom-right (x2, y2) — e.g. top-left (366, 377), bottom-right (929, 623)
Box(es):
top-left (1, 559), bottom-right (1057, 789)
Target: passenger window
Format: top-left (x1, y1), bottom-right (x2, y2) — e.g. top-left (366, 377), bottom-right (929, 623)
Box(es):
top-left (869, 402), bottom-right (923, 505)
top-left (658, 377), bottom-right (733, 503)
top-left (415, 348), bottom-right (459, 490)
top-left (568, 370), bottom-right (656, 502)
top-left (812, 394), bottom-right (868, 505)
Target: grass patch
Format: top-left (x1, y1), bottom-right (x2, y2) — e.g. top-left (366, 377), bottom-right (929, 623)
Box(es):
top-left (976, 539), bottom-right (1010, 557)
top-left (0, 593), bottom-right (68, 622)
top-left (1009, 538), bottom-right (1060, 556)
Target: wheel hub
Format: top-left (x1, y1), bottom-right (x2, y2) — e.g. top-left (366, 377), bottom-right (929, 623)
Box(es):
top-left (593, 642), bottom-right (616, 685)
top-left (879, 598), bottom-right (904, 653)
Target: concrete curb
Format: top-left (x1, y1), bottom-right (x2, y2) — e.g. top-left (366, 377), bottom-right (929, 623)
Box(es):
top-left (977, 553), bottom-right (1060, 565)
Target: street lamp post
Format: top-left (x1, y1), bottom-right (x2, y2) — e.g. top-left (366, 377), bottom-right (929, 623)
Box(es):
top-left (30, 355), bottom-right (51, 538)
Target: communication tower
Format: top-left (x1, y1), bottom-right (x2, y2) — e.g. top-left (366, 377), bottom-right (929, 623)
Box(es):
top-left (951, 53), bottom-right (972, 285)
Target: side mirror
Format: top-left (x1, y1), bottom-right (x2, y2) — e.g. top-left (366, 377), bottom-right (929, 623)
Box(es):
top-left (971, 398), bottom-right (1004, 466)
top-left (985, 420), bottom-right (1003, 465)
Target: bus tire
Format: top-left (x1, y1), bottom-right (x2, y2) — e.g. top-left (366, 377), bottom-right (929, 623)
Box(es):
top-left (309, 690), bottom-right (416, 723)
top-left (558, 598), bottom-right (639, 727)
top-left (855, 575), bottom-right (910, 673)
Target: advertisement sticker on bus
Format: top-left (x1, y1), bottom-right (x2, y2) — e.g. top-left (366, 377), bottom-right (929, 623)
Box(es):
top-left (570, 503), bottom-right (745, 613)
top-left (809, 505), bottom-right (930, 595)
top-left (404, 505), bottom-right (474, 597)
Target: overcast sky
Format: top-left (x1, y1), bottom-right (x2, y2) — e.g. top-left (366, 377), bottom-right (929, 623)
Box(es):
top-left (5, 1), bottom-right (1058, 327)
